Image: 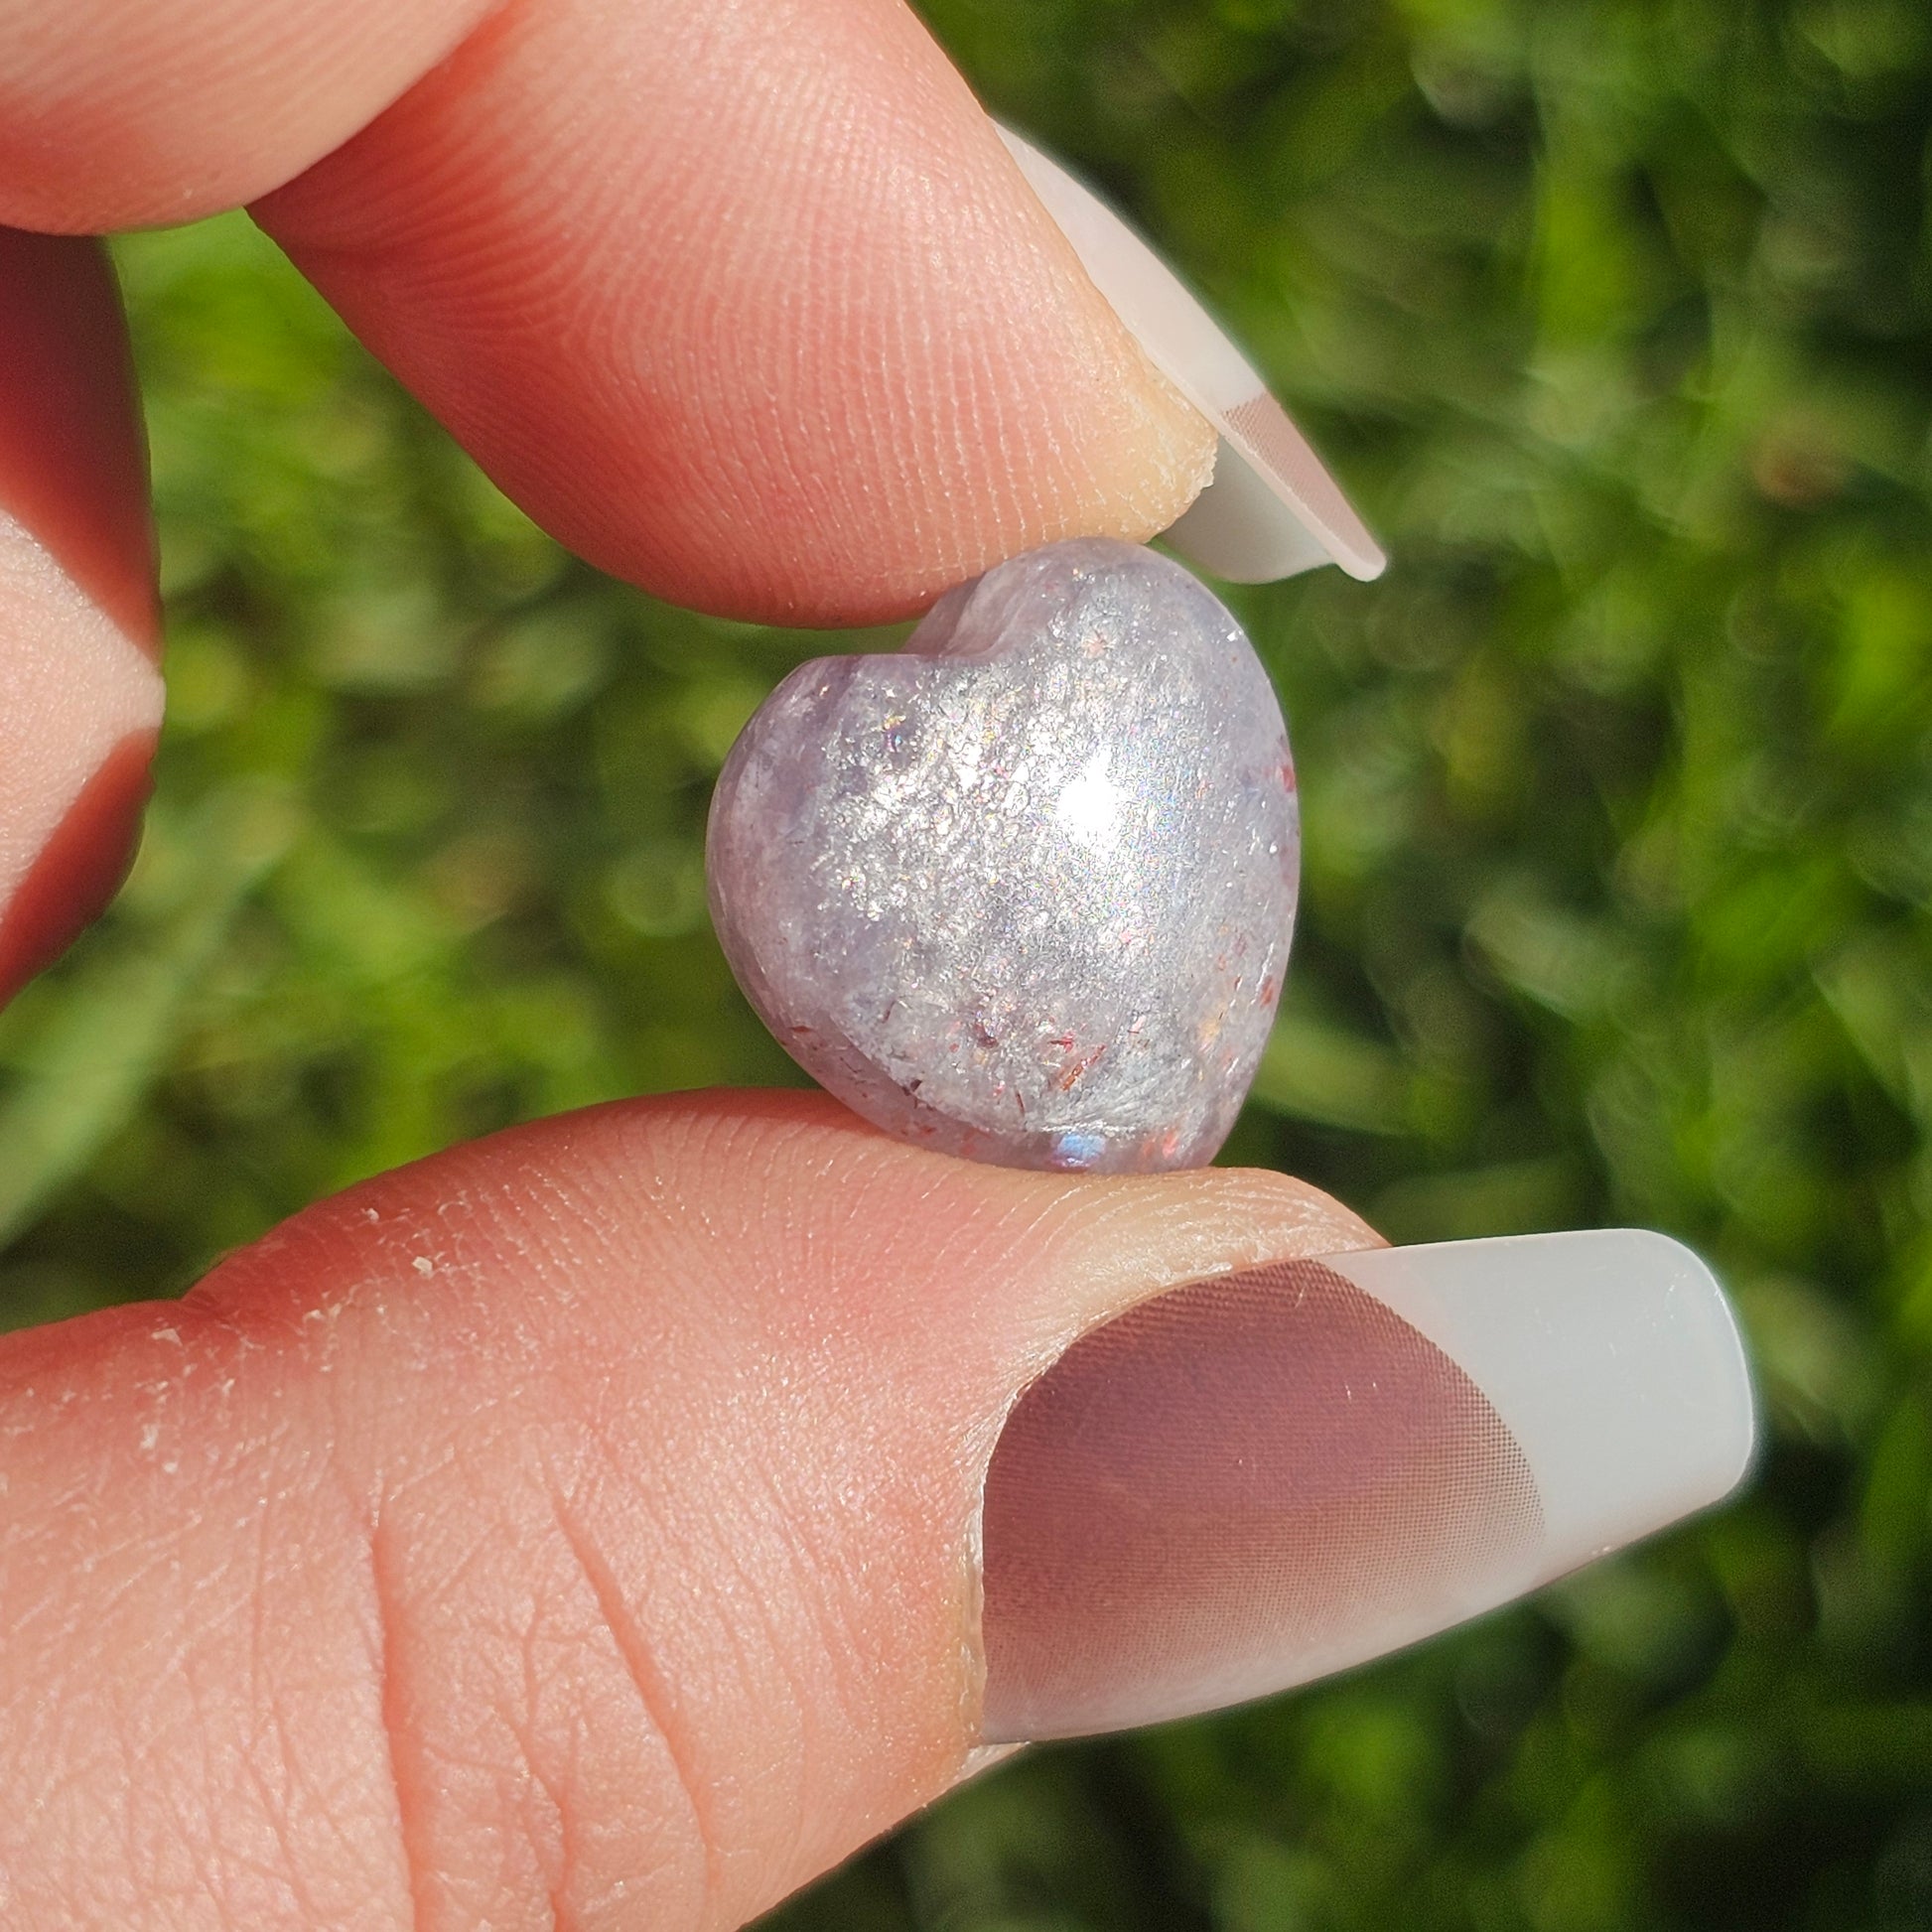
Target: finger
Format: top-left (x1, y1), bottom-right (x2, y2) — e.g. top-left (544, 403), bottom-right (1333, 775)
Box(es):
top-left (0, 0), bottom-right (492, 230)
top-left (0, 230), bottom-right (163, 1008)
top-left (6, 0), bottom-right (1214, 624)
top-left (251, 0), bottom-right (1216, 622)
top-left (0, 1094), bottom-right (1750, 1926)
top-left (9, 0), bottom-right (1210, 624)
top-left (8, 0), bottom-right (1213, 622)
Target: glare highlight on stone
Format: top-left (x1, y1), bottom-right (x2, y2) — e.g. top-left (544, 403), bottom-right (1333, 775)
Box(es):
top-left (705, 538), bottom-right (1300, 1172)
top-left (1054, 751), bottom-right (1124, 853)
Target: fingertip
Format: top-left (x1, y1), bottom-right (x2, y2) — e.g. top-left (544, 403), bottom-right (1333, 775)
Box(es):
top-left (256, 0), bottom-right (1218, 624)
top-left (0, 519), bottom-right (163, 1007)
top-left (0, 233), bottom-right (164, 1005)
top-left (0, 724), bottom-right (156, 1009)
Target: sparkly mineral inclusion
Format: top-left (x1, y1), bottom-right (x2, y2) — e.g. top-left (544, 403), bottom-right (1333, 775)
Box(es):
top-left (706, 538), bottom-right (1299, 1172)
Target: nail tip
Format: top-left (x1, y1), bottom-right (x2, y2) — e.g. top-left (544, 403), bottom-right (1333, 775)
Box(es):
top-left (997, 123), bottom-right (1384, 588)
top-left (1626, 1228), bottom-right (1760, 1510)
top-left (1323, 1229), bottom-right (1758, 1578)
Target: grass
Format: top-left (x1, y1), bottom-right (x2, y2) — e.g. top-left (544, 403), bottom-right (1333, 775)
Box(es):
top-left (0, 0), bottom-right (1927, 1924)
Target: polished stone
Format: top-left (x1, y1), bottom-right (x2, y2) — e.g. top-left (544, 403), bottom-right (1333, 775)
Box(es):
top-left (706, 538), bottom-right (1299, 1171)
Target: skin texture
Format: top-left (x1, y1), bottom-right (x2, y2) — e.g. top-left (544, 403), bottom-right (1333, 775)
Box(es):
top-left (0, 0), bottom-right (503, 230)
top-left (255, 0), bottom-right (1215, 621)
top-left (0, 1096), bottom-right (1371, 1927)
top-left (0, 0), bottom-right (1353, 1924)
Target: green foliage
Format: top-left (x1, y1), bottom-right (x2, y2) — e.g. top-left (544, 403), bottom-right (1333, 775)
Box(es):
top-left (0, 0), bottom-right (1926, 1924)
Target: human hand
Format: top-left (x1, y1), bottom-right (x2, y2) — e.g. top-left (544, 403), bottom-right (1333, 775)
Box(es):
top-left (0, 1), bottom-right (1750, 1925)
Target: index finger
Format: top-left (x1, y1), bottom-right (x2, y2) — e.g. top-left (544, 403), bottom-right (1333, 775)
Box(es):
top-left (259, 0), bottom-right (1218, 622)
top-left (3, 0), bottom-right (1215, 624)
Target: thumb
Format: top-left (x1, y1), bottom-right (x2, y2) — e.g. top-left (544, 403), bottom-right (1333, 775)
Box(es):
top-left (0, 1093), bottom-right (1749, 1929)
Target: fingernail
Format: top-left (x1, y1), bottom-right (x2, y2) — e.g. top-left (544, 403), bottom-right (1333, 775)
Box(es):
top-left (997, 126), bottom-right (1386, 587)
top-left (978, 1229), bottom-right (1754, 1742)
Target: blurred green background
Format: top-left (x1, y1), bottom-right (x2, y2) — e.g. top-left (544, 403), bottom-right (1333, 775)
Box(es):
top-left (1, 0), bottom-right (1928, 1924)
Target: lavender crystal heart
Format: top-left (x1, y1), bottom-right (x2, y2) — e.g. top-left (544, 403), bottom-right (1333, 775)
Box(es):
top-left (706, 537), bottom-right (1299, 1172)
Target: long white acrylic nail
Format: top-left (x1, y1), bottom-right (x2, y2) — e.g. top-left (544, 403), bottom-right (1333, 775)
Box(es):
top-left (997, 125), bottom-right (1386, 587)
top-left (1323, 1229), bottom-right (1756, 1584)
top-left (979, 1228), bottom-right (1755, 1741)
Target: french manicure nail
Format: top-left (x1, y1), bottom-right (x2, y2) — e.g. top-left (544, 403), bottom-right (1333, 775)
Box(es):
top-left (997, 125), bottom-right (1386, 587)
top-left (978, 1229), bottom-right (1754, 1742)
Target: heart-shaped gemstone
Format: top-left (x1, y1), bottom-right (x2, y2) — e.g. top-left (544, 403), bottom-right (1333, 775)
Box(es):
top-left (706, 538), bottom-right (1298, 1171)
